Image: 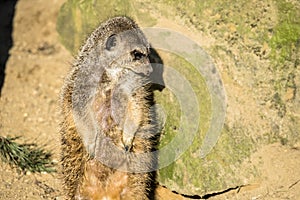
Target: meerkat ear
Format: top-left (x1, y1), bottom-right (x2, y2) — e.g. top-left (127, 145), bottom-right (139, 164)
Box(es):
top-left (105, 34), bottom-right (118, 51)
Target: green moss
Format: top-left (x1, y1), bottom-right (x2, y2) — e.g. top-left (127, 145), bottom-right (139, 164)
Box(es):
top-left (270, 0), bottom-right (300, 64)
top-left (189, 124), bottom-right (254, 191)
top-left (155, 50), bottom-right (211, 150)
top-left (156, 50), bottom-right (244, 193)
top-left (155, 88), bottom-right (180, 149)
top-left (158, 122), bottom-right (255, 193)
top-left (216, 125), bottom-right (253, 163)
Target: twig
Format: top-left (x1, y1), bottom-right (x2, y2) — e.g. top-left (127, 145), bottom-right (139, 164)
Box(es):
top-left (288, 179), bottom-right (300, 189)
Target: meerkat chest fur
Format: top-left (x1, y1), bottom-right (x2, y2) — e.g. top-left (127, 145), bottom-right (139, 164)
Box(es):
top-left (94, 69), bottom-right (151, 151)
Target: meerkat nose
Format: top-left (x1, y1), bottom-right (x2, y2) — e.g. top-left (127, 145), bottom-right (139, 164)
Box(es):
top-left (122, 137), bottom-right (133, 152)
top-left (124, 144), bottom-right (132, 152)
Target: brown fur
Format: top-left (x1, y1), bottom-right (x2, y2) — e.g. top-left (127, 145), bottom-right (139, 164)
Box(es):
top-left (60, 17), bottom-right (157, 200)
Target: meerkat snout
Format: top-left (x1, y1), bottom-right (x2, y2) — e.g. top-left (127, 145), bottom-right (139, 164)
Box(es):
top-left (124, 143), bottom-right (132, 152)
top-left (140, 63), bottom-right (153, 76)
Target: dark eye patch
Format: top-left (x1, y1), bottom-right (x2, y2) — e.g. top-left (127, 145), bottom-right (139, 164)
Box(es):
top-left (131, 49), bottom-right (145, 61)
top-left (105, 34), bottom-right (117, 50)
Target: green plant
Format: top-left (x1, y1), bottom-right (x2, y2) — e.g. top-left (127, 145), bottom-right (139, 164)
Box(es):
top-left (0, 136), bottom-right (56, 173)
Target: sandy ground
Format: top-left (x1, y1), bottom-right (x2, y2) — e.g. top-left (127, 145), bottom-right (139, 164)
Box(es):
top-left (0, 0), bottom-right (299, 199)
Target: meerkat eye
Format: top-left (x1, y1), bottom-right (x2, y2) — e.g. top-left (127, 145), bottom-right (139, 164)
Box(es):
top-left (105, 34), bottom-right (117, 50)
top-left (131, 49), bottom-right (145, 61)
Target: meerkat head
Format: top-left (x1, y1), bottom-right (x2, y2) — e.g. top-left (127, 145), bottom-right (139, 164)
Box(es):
top-left (99, 17), bottom-right (153, 79)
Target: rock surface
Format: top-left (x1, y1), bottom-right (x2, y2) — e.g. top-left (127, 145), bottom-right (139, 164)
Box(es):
top-left (56, 0), bottom-right (300, 196)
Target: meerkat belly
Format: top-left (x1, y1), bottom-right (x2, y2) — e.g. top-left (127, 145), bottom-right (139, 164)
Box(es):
top-left (77, 160), bottom-right (129, 200)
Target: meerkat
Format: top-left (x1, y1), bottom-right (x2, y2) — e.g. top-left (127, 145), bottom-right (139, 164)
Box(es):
top-left (60, 16), bottom-right (158, 199)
